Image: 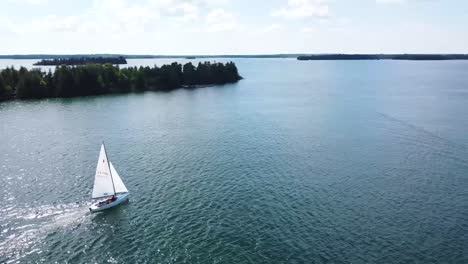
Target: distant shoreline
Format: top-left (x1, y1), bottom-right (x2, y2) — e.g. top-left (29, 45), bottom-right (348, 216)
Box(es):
top-left (297, 54), bottom-right (468, 61)
top-left (1, 54), bottom-right (468, 60)
top-left (0, 54), bottom-right (303, 59)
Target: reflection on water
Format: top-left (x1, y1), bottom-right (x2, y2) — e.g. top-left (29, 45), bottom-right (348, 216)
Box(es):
top-left (0, 201), bottom-right (133, 263)
top-left (0, 203), bottom-right (90, 263)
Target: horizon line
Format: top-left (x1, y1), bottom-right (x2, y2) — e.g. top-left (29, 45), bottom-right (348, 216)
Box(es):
top-left (2, 53), bottom-right (468, 57)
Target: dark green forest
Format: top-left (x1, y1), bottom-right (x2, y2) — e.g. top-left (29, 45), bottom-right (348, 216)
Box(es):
top-left (34, 56), bottom-right (127, 65)
top-left (0, 61), bottom-right (241, 100)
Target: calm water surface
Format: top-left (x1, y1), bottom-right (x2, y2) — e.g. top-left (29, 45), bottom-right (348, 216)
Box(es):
top-left (1, 59), bottom-right (468, 263)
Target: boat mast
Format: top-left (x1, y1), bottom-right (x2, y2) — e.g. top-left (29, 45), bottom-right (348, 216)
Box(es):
top-left (102, 141), bottom-right (117, 196)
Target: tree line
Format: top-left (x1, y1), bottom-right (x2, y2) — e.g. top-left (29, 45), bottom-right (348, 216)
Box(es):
top-left (0, 61), bottom-right (241, 100)
top-left (33, 56), bottom-right (127, 66)
top-left (297, 54), bottom-right (468, 61)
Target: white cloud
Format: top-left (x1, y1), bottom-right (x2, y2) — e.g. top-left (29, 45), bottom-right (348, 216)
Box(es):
top-left (302, 26), bottom-right (317, 33)
top-left (6, 0), bottom-right (235, 36)
top-left (301, 17), bottom-right (349, 34)
top-left (263, 24), bottom-right (285, 33)
top-left (204, 8), bottom-right (239, 32)
top-left (7, 0), bottom-right (48, 5)
top-left (200, 0), bottom-right (230, 5)
top-left (376, 0), bottom-right (406, 3)
top-left (9, 0), bottom-right (158, 35)
top-left (167, 2), bottom-right (200, 22)
top-left (1, 0), bottom-right (466, 55)
top-left (271, 0), bottom-right (329, 19)
top-left (0, 17), bottom-right (21, 35)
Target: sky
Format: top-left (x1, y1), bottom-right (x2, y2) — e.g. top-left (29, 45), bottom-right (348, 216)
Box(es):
top-left (0, 0), bottom-right (467, 55)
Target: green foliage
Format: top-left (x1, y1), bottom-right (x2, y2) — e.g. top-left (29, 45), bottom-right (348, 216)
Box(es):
top-left (1, 67), bottom-right (19, 89)
top-left (54, 66), bottom-right (75, 97)
top-left (183, 62), bottom-right (196, 86)
top-left (0, 61), bottom-right (241, 101)
top-left (16, 69), bottom-right (47, 99)
top-left (33, 56), bottom-right (127, 66)
top-left (0, 74), bottom-right (6, 97)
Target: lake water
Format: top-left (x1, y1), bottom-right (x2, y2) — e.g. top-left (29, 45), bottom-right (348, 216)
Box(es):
top-left (1, 59), bottom-right (467, 263)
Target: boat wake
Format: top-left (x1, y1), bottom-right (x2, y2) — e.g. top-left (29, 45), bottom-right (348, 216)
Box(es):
top-left (0, 203), bottom-right (91, 263)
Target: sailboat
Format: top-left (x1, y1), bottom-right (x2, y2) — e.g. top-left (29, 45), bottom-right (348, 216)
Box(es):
top-left (89, 142), bottom-right (129, 212)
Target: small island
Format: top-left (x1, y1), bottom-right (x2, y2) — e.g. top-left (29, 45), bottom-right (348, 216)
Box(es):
top-left (0, 61), bottom-right (241, 100)
top-left (33, 56), bottom-right (127, 66)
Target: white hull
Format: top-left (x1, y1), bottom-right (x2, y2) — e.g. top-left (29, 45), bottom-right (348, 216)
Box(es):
top-left (89, 193), bottom-right (129, 212)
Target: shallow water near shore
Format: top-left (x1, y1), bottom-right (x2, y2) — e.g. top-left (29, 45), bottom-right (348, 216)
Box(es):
top-left (1, 58), bottom-right (468, 263)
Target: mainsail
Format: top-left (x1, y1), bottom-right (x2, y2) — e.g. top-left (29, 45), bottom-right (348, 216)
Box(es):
top-left (92, 144), bottom-right (115, 198)
top-left (110, 161), bottom-right (128, 194)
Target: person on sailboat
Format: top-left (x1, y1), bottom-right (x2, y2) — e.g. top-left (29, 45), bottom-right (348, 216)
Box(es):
top-left (105, 195), bottom-right (116, 204)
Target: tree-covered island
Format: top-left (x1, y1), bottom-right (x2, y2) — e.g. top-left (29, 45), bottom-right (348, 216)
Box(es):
top-left (0, 61), bottom-right (241, 100)
top-left (33, 56), bottom-right (127, 65)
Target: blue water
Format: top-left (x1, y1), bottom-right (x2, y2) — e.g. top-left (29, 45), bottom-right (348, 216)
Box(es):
top-left (0, 59), bottom-right (467, 263)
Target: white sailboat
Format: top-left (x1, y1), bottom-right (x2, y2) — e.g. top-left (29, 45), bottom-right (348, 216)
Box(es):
top-left (89, 142), bottom-right (129, 212)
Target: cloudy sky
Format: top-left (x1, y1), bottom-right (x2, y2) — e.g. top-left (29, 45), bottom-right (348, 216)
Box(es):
top-left (0, 0), bottom-right (466, 54)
